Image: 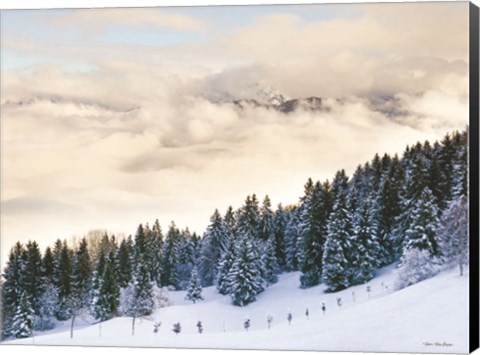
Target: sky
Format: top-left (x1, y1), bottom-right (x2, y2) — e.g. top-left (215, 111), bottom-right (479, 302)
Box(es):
top-left (0, 2), bottom-right (470, 264)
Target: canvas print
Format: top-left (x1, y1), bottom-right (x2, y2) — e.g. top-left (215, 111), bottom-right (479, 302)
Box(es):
top-left (0, 1), bottom-right (477, 354)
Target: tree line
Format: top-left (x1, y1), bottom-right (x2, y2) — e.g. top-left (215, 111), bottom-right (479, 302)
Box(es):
top-left (1, 129), bottom-right (469, 339)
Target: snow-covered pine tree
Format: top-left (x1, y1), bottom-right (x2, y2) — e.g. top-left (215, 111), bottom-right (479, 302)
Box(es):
top-left (322, 195), bottom-right (352, 292)
top-left (350, 199), bottom-right (380, 285)
top-left (1, 242), bottom-right (26, 338)
top-left (34, 246), bottom-right (58, 331)
top-left (42, 246), bottom-right (55, 284)
top-left (300, 181), bottom-right (329, 288)
top-left (133, 262), bottom-right (155, 316)
top-left (348, 165), bottom-right (368, 213)
top-left (437, 133), bottom-right (456, 209)
top-left (91, 249), bottom-right (106, 316)
top-left (124, 262), bottom-right (155, 336)
top-left (262, 235), bottom-right (280, 285)
top-left (331, 169), bottom-right (349, 202)
top-left (437, 195), bottom-right (469, 275)
top-left (273, 204), bottom-right (288, 270)
top-left (284, 207), bottom-right (301, 271)
top-left (403, 187), bottom-right (440, 256)
top-left (174, 229), bottom-right (194, 290)
top-left (69, 238), bottom-right (93, 337)
top-left (200, 210), bottom-right (231, 286)
top-left (376, 155), bottom-right (404, 265)
top-left (94, 251), bottom-right (120, 322)
top-left (228, 237), bottom-right (264, 306)
top-left (370, 153), bottom-right (384, 197)
top-left (160, 222), bottom-right (182, 288)
top-left (428, 143), bottom-right (444, 210)
top-left (10, 292), bottom-right (34, 339)
top-left (236, 195), bottom-right (261, 240)
top-left (23, 241), bottom-right (44, 318)
top-left (133, 224), bottom-right (147, 262)
top-left (54, 241), bottom-right (73, 321)
top-left (394, 151), bottom-right (429, 253)
top-left (185, 267), bottom-right (203, 303)
top-left (146, 219), bottom-right (163, 286)
top-left (452, 131), bottom-right (468, 198)
top-left (259, 195), bottom-right (275, 241)
top-left (224, 206), bottom-right (237, 235)
top-left (216, 237), bottom-right (237, 295)
top-left (117, 238), bottom-right (133, 288)
top-left (36, 283), bottom-right (58, 331)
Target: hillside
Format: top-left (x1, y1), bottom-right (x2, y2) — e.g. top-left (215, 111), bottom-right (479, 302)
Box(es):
top-left (4, 265), bottom-right (469, 354)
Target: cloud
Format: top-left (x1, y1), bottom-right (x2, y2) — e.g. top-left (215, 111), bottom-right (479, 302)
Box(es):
top-left (40, 8), bottom-right (206, 37)
top-left (0, 2), bottom-right (470, 264)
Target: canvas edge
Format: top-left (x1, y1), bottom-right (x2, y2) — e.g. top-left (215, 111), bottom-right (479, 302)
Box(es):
top-left (469, 1), bottom-right (480, 354)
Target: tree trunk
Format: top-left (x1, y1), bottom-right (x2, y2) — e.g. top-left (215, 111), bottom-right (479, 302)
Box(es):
top-left (459, 261), bottom-right (464, 276)
top-left (70, 315), bottom-right (76, 339)
top-left (132, 316), bottom-right (136, 336)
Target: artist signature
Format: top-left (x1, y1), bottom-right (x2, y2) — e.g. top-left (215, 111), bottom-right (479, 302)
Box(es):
top-left (423, 341), bottom-right (454, 347)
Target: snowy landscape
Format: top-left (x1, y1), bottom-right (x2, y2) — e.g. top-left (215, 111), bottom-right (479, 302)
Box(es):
top-left (3, 266), bottom-right (469, 353)
top-left (0, 3), bottom-right (472, 354)
top-left (1, 128), bottom-right (470, 353)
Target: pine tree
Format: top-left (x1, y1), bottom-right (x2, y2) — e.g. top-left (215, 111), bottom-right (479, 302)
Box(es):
top-left (199, 210), bottom-right (230, 286)
top-left (216, 237), bottom-right (237, 295)
top-left (350, 199), bottom-right (380, 284)
top-left (117, 238), bottom-right (133, 288)
top-left (262, 235), bottom-right (280, 285)
top-left (273, 204), bottom-right (288, 269)
top-left (161, 222), bottom-right (181, 287)
top-left (259, 195), bottom-right (275, 241)
top-left (94, 252), bottom-right (120, 322)
top-left (146, 219), bottom-right (163, 286)
top-left (322, 195), bottom-right (352, 292)
top-left (134, 224), bottom-right (147, 261)
top-left (300, 181), bottom-right (328, 288)
top-left (124, 262), bottom-right (155, 336)
top-left (376, 155), bottom-right (404, 264)
top-left (185, 267), bottom-right (203, 304)
top-left (331, 169), bottom-right (349, 201)
top-left (403, 188), bottom-right (440, 256)
top-left (132, 262), bottom-right (155, 316)
top-left (42, 246), bottom-right (55, 284)
top-left (36, 283), bottom-right (58, 331)
top-left (54, 241), bottom-right (73, 321)
top-left (23, 241), bottom-right (44, 317)
top-left (437, 133), bottom-right (456, 208)
top-left (229, 237), bottom-right (264, 306)
top-left (1, 242), bottom-right (26, 338)
top-left (174, 229), bottom-right (198, 290)
top-left (395, 152), bottom-right (429, 254)
top-left (284, 208), bottom-right (301, 271)
top-left (70, 238), bottom-right (93, 337)
top-left (437, 195), bottom-right (469, 275)
top-left (91, 249), bottom-right (107, 315)
top-left (224, 206), bottom-right (237, 235)
top-left (452, 131), bottom-right (468, 198)
top-left (236, 195), bottom-right (260, 240)
top-left (10, 292), bottom-right (34, 339)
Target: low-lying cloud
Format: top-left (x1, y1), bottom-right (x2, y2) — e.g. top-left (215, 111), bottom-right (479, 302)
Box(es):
top-left (0, 2), bottom-right (470, 263)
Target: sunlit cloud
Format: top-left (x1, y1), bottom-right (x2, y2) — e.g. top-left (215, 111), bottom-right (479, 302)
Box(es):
top-left (0, 2), bottom-right (469, 263)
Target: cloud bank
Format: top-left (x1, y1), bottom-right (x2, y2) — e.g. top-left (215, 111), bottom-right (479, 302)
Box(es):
top-left (0, 2), bottom-right (469, 261)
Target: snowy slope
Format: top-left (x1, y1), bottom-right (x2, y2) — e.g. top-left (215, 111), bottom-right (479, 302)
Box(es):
top-left (3, 266), bottom-right (469, 354)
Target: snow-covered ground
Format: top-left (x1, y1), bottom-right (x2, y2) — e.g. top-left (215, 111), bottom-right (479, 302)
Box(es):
top-left (3, 265), bottom-right (469, 354)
